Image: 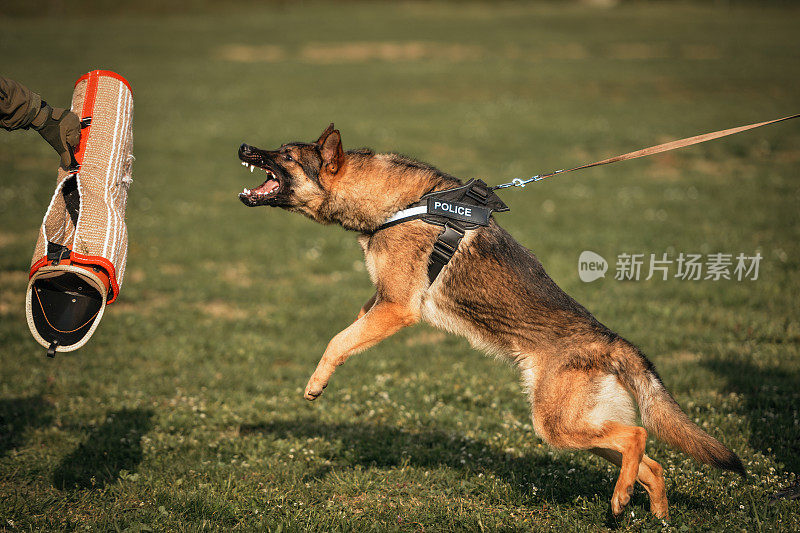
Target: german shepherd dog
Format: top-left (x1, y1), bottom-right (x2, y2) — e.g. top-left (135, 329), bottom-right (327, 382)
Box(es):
top-left (238, 124), bottom-right (745, 519)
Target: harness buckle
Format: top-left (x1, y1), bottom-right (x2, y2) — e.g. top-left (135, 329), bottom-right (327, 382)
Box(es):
top-left (430, 245), bottom-right (452, 265)
top-left (465, 183), bottom-right (489, 204)
top-left (428, 223), bottom-right (466, 283)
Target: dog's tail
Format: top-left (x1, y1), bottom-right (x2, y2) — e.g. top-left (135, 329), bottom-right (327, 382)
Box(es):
top-left (614, 340), bottom-right (745, 477)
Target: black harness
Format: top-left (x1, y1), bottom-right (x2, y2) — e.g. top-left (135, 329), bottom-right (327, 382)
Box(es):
top-left (377, 179), bottom-right (509, 284)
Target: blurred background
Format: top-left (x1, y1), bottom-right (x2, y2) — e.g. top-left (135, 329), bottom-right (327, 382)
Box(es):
top-left (1, 1), bottom-right (798, 530)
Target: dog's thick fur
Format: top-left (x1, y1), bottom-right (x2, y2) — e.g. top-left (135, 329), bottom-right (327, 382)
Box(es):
top-left (238, 124), bottom-right (745, 519)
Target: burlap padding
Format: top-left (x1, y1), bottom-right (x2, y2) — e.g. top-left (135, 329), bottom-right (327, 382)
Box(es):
top-left (27, 70), bottom-right (133, 352)
top-left (30, 70), bottom-right (133, 301)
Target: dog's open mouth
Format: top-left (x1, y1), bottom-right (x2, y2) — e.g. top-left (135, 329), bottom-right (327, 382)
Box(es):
top-left (238, 161), bottom-right (282, 207)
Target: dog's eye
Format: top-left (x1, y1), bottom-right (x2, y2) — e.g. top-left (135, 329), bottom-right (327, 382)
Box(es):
top-left (284, 153), bottom-right (294, 162)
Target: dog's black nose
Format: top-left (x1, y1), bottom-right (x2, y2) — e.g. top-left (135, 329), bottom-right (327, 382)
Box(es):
top-left (239, 143), bottom-right (254, 157)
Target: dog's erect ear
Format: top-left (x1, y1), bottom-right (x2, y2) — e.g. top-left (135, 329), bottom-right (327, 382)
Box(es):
top-left (319, 125), bottom-right (345, 177)
top-left (316, 123), bottom-right (336, 145)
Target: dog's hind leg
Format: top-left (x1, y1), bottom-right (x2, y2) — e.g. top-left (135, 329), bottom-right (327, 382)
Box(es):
top-left (529, 368), bottom-right (649, 517)
top-left (304, 300), bottom-right (418, 401)
top-left (579, 423), bottom-right (647, 517)
top-left (590, 448), bottom-right (669, 519)
top-left (640, 454), bottom-right (668, 518)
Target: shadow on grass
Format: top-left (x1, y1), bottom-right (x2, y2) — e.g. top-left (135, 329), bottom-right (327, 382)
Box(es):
top-left (704, 356), bottom-right (800, 496)
top-left (240, 417), bottom-right (711, 514)
top-left (53, 408), bottom-right (153, 490)
top-left (0, 395), bottom-right (53, 457)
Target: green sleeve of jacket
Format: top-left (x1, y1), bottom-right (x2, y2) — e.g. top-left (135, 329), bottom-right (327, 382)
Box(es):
top-left (0, 76), bottom-right (44, 131)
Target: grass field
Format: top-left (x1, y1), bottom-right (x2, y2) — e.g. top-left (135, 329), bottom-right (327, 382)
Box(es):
top-left (1, 1), bottom-right (799, 530)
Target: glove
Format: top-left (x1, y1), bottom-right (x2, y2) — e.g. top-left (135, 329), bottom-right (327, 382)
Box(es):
top-left (33, 103), bottom-right (81, 169)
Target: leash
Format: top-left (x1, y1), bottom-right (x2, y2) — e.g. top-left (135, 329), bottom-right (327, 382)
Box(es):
top-left (492, 113), bottom-right (800, 190)
top-left (380, 113), bottom-right (798, 286)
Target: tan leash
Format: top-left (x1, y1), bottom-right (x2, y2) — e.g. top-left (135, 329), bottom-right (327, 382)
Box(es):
top-left (492, 113), bottom-right (800, 189)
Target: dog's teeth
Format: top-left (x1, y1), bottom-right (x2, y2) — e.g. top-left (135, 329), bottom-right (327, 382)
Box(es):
top-left (250, 166), bottom-right (254, 173)
top-left (243, 188), bottom-right (250, 194)
top-left (241, 161), bottom-right (247, 167)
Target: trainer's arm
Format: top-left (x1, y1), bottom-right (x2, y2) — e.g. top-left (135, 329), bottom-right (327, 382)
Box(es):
top-left (0, 76), bottom-right (43, 130)
top-left (0, 76), bottom-right (81, 168)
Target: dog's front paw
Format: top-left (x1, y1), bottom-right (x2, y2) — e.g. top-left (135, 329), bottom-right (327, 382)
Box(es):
top-left (304, 378), bottom-right (327, 401)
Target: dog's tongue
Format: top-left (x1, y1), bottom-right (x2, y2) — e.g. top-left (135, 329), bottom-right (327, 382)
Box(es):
top-left (252, 177), bottom-right (279, 196)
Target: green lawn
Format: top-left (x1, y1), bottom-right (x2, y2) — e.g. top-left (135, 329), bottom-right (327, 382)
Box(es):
top-left (1, 1), bottom-right (799, 530)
